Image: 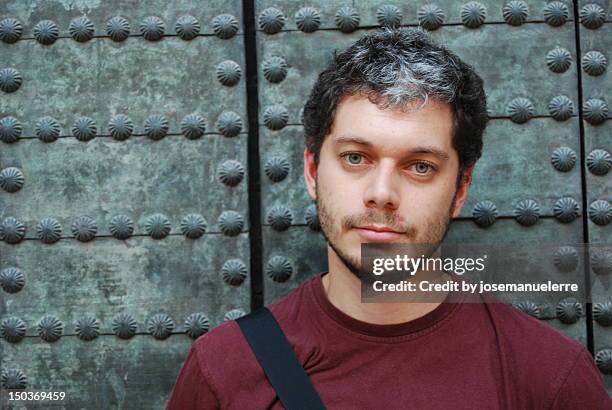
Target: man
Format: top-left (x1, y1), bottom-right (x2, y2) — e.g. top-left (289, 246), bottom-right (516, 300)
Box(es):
top-left (167, 28), bottom-right (611, 409)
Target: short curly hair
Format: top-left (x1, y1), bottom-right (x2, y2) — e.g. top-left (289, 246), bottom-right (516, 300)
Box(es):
top-left (303, 27), bottom-right (489, 177)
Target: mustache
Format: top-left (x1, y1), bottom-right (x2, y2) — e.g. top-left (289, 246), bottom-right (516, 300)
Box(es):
top-left (342, 213), bottom-right (412, 234)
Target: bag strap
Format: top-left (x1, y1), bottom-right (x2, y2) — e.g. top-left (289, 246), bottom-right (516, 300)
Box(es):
top-left (236, 307), bottom-right (327, 410)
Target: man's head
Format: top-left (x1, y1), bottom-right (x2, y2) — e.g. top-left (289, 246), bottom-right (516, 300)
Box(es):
top-left (302, 28), bottom-right (489, 278)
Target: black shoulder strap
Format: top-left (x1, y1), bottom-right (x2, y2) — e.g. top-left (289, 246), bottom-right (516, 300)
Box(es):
top-left (236, 307), bottom-right (327, 410)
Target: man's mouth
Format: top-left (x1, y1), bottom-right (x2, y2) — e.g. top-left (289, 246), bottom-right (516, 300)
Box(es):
top-left (354, 225), bottom-right (404, 241)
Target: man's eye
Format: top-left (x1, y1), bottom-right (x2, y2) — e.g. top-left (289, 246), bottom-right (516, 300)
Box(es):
top-left (412, 162), bottom-right (435, 174)
top-left (342, 153), bottom-right (364, 165)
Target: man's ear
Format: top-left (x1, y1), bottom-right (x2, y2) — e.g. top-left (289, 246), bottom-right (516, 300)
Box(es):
top-left (451, 164), bottom-right (475, 218)
top-left (304, 148), bottom-right (317, 201)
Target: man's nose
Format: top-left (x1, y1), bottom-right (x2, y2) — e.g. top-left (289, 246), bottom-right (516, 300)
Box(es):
top-left (363, 162), bottom-right (401, 211)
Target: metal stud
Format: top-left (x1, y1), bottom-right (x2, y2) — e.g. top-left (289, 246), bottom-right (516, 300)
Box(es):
top-left (417, 4), bottom-right (444, 30)
top-left (514, 199), bottom-right (540, 226)
top-left (175, 15), bottom-right (200, 40)
top-left (472, 200), bottom-right (498, 227)
top-left (586, 149), bottom-right (612, 176)
top-left (108, 114), bottom-right (134, 140)
top-left (589, 200), bottom-right (612, 226)
top-left (75, 315), bottom-right (101, 341)
top-left (37, 315), bottom-right (63, 342)
top-left (334, 6), bottom-right (360, 33)
top-left (0, 116), bottom-right (22, 143)
top-left (590, 249), bottom-right (612, 276)
top-left (0, 67), bottom-right (22, 93)
top-left (72, 116), bottom-right (97, 141)
top-left (212, 14), bottom-right (239, 39)
top-left (0, 317), bottom-right (26, 343)
top-left (461, 2), bottom-right (486, 28)
top-left (548, 95), bottom-right (574, 121)
top-left (305, 204), bottom-right (321, 231)
top-left (580, 3), bottom-right (606, 29)
top-left (217, 111), bottom-right (242, 137)
top-left (377, 5), bottom-right (402, 28)
top-left (140, 16), bottom-right (165, 41)
top-left (295, 7), bottom-right (321, 33)
top-left (502, 1), bottom-right (528, 26)
top-left (69, 16), bottom-right (95, 42)
top-left (264, 156), bottom-right (290, 182)
top-left (507, 97), bottom-right (534, 123)
top-left (224, 309), bottom-right (246, 321)
top-left (550, 147), bottom-right (576, 172)
top-left (595, 350), bottom-right (612, 375)
top-left (555, 300), bottom-right (582, 324)
top-left (218, 160), bottom-right (245, 187)
top-left (0, 217), bottom-right (26, 244)
top-left (583, 98), bottom-right (608, 125)
top-left (543, 1), bottom-right (568, 27)
top-left (71, 215), bottom-right (97, 242)
top-left (0, 267), bottom-right (25, 293)
top-left (582, 51), bottom-right (607, 76)
top-left (35, 116), bottom-right (61, 142)
top-left (553, 197), bottom-right (579, 223)
top-left (266, 255), bottom-right (293, 283)
top-left (221, 259), bottom-right (247, 286)
top-left (594, 302), bottom-right (612, 326)
top-left (267, 205), bottom-right (293, 231)
top-left (1, 368), bottom-right (27, 389)
top-left (259, 7), bottom-right (285, 34)
top-left (180, 114), bottom-right (206, 139)
top-left (546, 47), bottom-right (572, 73)
top-left (0, 167), bottom-right (25, 193)
top-left (263, 56), bottom-right (288, 83)
top-left (216, 60), bottom-right (241, 87)
top-left (0, 18), bottom-right (23, 43)
top-left (144, 213), bottom-right (171, 239)
top-left (144, 114), bottom-right (169, 140)
top-left (33, 20), bottom-right (59, 45)
top-left (180, 214), bottom-right (207, 239)
top-left (218, 210), bottom-right (244, 236)
top-left (184, 313), bottom-right (210, 339)
top-left (106, 16), bottom-right (130, 42)
top-left (513, 301), bottom-right (540, 318)
top-left (112, 312), bottom-right (138, 339)
top-left (147, 313), bottom-right (174, 339)
top-left (109, 214), bottom-right (134, 239)
top-left (553, 246), bottom-right (579, 272)
top-left (263, 105), bottom-right (289, 130)
top-left (37, 217), bottom-right (62, 244)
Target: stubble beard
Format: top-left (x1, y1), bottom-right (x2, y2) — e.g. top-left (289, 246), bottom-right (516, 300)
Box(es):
top-left (314, 178), bottom-right (457, 280)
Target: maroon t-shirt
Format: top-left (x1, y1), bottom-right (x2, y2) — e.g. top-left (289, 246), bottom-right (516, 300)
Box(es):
top-left (166, 272), bottom-right (611, 409)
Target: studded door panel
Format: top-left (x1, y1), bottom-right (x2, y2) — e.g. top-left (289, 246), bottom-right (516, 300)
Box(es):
top-left (255, 0), bottom-right (611, 395)
top-left (0, 0), bottom-right (250, 407)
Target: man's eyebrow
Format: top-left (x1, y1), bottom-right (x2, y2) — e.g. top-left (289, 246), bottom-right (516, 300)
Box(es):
top-left (333, 135), bottom-right (450, 160)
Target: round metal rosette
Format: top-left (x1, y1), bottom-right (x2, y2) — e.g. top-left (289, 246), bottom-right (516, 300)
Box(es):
top-left (212, 14), bottom-right (238, 39)
top-left (295, 7), bottom-right (321, 33)
top-left (266, 205), bottom-right (293, 231)
top-left (334, 7), bottom-right (359, 33)
top-left (418, 4), bottom-right (444, 30)
top-left (543, 2), bottom-right (569, 27)
top-left (259, 8), bottom-right (285, 34)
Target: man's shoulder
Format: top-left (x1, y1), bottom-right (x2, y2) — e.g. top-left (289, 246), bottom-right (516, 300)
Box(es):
top-left (481, 299), bottom-right (589, 396)
top-left (483, 299), bottom-right (584, 357)
top-left (481, 300), bottom-right (610, 406)
top-left (191, 276), bottom-right (315, 364)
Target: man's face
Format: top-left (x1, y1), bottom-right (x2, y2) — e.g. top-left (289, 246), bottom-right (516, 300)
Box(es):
top-left (304, 94), bottom-right (473, 278)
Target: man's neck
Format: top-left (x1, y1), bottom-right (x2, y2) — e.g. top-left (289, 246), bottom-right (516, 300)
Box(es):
top-left (321, 255), bottom-right (449, 325)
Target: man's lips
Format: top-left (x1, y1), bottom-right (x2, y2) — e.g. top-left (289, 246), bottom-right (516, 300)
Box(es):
top-left (354, 226), bottom-right (404, 241)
